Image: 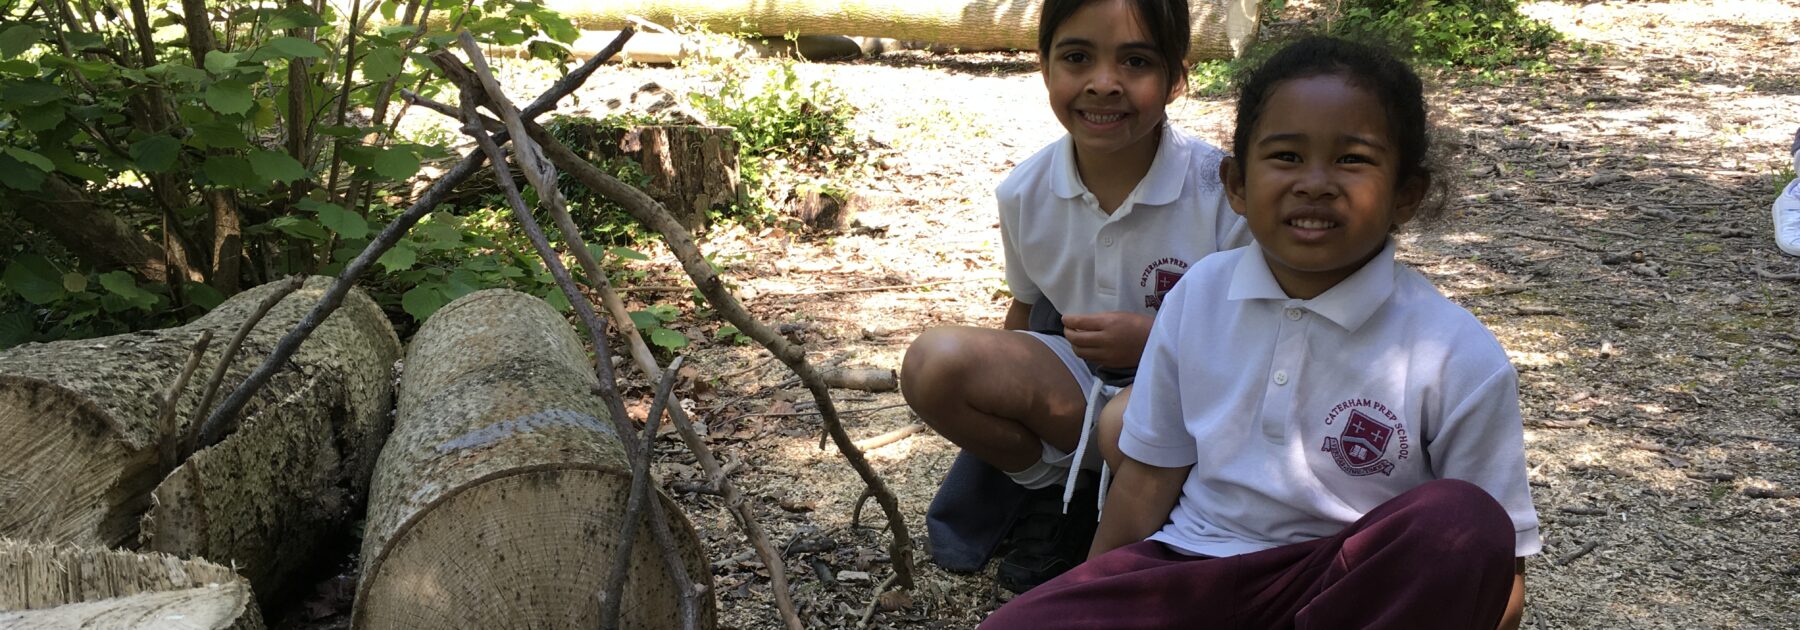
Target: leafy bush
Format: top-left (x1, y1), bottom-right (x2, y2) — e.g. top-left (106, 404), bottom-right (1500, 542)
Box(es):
top-left (1330, 0), bottom-right (1560, 68)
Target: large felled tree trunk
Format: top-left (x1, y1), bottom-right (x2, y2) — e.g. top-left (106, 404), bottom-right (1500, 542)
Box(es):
top-left (0, 277), bottom-right (400, 603)
top-left (563, 124), bottom-right (740, 232)
top-left (536, 0), bottom-right (1260, 60)
top-left (0, 539), bottom-right (263, 629)
top-left (355, 289), bottom-right (712, 629)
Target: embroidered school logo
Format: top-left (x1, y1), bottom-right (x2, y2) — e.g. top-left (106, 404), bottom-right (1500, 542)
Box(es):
top-left (1138, 258), bottom-right (1189, 308)
top-left (1320, 399), bottom-right (1410, 477)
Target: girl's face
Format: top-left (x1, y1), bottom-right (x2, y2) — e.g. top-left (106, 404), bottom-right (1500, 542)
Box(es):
top-left (1223, 73), bottom-right (1423, 299)
top-left (1042, 0), bottom-right (1182, 167)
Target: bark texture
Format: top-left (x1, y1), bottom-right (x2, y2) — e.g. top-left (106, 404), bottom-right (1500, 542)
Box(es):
top-left (533, 0), bottom-right (1260, 60)
top-left (565, 124), bottom-right (739, 232)
top-left (355, 289), bottom-right (713, 629)
top-left (0, 539), bottom-right (262, 629)
top-left (0, 277), bottom-right (399, 596)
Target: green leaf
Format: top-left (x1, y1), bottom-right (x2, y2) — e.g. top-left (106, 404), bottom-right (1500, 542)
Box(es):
top-left (2, 79), bottom-right (63, 106)
top-left (185, 282), bottom-right (225, 310)
top-left (267, 6), bottom-right (326, 30)
top-left (19, 103), bottom-right (65, 131)
top-left (189, 122), bottom-right (249, 150)
top-left (0, 153), bottom-right (45, 190)
top-left (4, 147), bottom-right (54, 172)
top-left (401, 285), bottom-right (447, 321)
top-left (648, 327), bottom-right (689, 350)
top-left (628, 310), bottom-right (659, 330)
top-left (248, 149), bottom-right (309, 183)
top-left (128, 135), bottom-right (179, 173)
top-left (609, 246), bottom-right (649, 261)
top-left (361, 47), bottom-right (404, 82)
top-left (97, 271), bottom-right (158, 310)
top-left (204, 81), bottom-right (254, 115)
top-left (377, 241), bottom-right (417, 271)
top-left (646, 303), bottom-right (679, 322)
top-left (265, 36), bottom-right (327, 59)
top-left (315, 203), bottom-right (369, 239)
top-left (372, 147), bottom-right (419, 180)
top-left (416, 221), bottom-right (461, 249)
top-left (0, 59), bottom-right (37, 75)
top-left (2, 255), bottom-right (67, 305)
top-left (541, 287), bottom-right (571, 312)
top-left (60, 272), bottom-right (87, 293)
top-left (269, 215), bottom-right (328, 240)
top-left (0, 25), bottom-right (41, 59)
top-left (202, 156), bottom-right (260, 188)
top-left (203, 50), bottom-right (241, 75)
top-left (0, 309), bottom-right (34, 349)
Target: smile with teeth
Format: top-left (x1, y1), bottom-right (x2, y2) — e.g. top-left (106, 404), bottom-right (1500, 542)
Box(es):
top-left (1288, 218), bottom-right (1336, 229)
top-left (1081, 111), bottom-right (1126, 124)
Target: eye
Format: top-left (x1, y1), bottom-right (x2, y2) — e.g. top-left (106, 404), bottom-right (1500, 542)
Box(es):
top-left (1337, 153), bottom-right (1374, 165)
top-left (1268, 151), bottom-right (1300, 163)
top-left (1061, 51), bottom-right (1090, 64)
top-left (1123, 55), bottom-right (1152, 69)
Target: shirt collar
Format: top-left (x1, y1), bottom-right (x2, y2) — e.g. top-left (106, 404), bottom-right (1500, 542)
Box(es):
top-left (1227, 240), bottom-right (1399, 333)
top-left (1050, 124), bottom-right (1191, 206)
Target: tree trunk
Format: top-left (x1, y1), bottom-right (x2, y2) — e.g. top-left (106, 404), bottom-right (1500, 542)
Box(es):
top-left (567, 124), bottom-right (738, 233)
top-left (0, 539), bottom-right (262, 629)
top-left (14, 175), bottom-right (206, 285)
top-left (0, 277), bottom-right (400, 597)
top-left (532, 0), bottom-right (1260, 60)
top-left (355, 289), bottom-right (713, 629)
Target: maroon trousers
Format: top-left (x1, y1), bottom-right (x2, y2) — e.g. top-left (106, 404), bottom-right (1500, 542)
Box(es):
top-left (981, 479), bottom-right (1517, 630)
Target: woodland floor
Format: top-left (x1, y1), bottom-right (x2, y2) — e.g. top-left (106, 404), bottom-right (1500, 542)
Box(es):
top-left (280, 0), bottom-right (1800, 627)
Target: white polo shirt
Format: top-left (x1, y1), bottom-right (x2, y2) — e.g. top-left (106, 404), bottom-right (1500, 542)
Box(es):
top-left (999, 124), bottom-right (1250, 317)
top-left (1120, 241), bottom-right (1542, 559)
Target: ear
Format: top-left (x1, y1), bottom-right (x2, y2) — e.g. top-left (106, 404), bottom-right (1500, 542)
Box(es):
top-left (1391, 173), bottom-right (1428, 228)
top-left (1167, 66), bottom-right (1188, 104)
top-left (1220, 156), bottom-right (1249, 218)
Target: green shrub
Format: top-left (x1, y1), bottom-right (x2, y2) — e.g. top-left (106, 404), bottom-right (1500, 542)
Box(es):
top-left (1330, 0), bottom-right (1560, 68)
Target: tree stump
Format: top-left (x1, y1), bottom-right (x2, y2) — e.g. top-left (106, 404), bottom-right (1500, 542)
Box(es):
top-left (0, 539), bottom-right (262, 629)
top-left (564, 123), bottom-right (741, 233)
top-left (355, 289), bottom-right (713, 629)
top-left (0, 277), bottom-right (401, 604)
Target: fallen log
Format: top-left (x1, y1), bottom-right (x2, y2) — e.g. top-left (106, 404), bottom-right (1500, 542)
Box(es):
top-left (0, 539), bottom-right (262, 629)
top-left (0, 277), bottom-right (400, 602)
top-left (355, 289), bottom-right (713, 628)
top-left (532, 0), bottom-right (1261, 60)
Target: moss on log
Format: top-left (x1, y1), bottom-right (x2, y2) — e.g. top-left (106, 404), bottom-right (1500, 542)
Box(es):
top-left (355, 289), bottom-right (713, 629)
top-left (0, 539), bottom-right (262, 629)
top-left (0, 278), bottom-right (400, 603)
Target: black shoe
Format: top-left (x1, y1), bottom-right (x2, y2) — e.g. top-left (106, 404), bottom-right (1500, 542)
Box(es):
top-left (994, 473), bottom-right (1101, 594)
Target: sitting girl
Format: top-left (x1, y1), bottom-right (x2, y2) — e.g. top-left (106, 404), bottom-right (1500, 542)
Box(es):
top-left (983, 36), bottom-right (1542, 629)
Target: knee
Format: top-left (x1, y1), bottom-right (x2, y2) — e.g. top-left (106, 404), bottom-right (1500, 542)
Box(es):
top-left (901, 327), bottom-right (977, 407)
top-left (1402, 479), bottom-right (1514, 561)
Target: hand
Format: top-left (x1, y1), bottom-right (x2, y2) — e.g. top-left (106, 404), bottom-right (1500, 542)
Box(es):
top-left (1061, 311), bottom-right (1153, 369)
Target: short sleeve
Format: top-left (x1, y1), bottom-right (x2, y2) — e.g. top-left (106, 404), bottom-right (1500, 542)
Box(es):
top-left (1430, 364), bottom-right (1542, 557)
top-left (1118, 279), bottom-right (1197, 467)
top-left (998, 188), bottom-right (1041, 305)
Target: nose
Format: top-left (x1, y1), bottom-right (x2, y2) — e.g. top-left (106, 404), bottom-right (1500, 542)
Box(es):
top-left (1293, 163), bottom-right (1337, 199)
top-left (1085, 66), bottom-right (1122, 96)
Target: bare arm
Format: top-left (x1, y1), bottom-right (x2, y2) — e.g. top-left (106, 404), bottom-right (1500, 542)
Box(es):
top-left (1003, 299), bottom-right (1032, 331)
top-left (1499, 558), bottom-right (1525, 630)
top-left (1088, 457), bottom-right (1189, 559)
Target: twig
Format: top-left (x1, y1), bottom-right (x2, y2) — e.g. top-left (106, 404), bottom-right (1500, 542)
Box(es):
top-left (197, 28), bottom-right (630, 457)
top-left (852, 423), bottom-right (928, 452)
top-left (1556, 540), bottom-right (1600, 566)
top-left (453, 30), bottom-right (661, 384)
top-left (760, 278), bottom-right (975, 297)
top-left (186, 275), bottom-right (305, 455)
top-left (731, 402), bottom-right (913, 421)
top-left (850, 486), bottom-right (876, 529)
top-left (856, 573), bottom-right (900, 628)
top-left (719, 356), bottom-right (777, 381)
top-left (602, 355), bottom-right (686, 629)
top-left (158, 331), bottom-right (213, 469)
top-left (1501, 230), bottom-right (1604, 252)
top-left (532, 125), bottom-right (917, 589)
top-left (1755, 265), bottom-right (1800, 281)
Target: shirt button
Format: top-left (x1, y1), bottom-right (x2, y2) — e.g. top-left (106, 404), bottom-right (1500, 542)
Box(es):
top-left (1285, 308), bottom-right (1302, 321)
top-left (1273, 370), bottom-right (1289, 386)
top-left (1102, 237), bottom-right (1115, 247)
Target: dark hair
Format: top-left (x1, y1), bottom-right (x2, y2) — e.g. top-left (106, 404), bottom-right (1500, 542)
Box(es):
top-left (1229, 36), bottom-right (1447, 222)
top-left (1038, 0), bottom-right (1191, 91)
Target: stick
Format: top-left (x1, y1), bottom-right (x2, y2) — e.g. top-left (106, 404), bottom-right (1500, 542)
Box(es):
top-left (856, 573), bottom-right (900, 628)
top-left (718, 356), bottom-right (777, 380)
top-left (1501, 230), bottom-right (1604, 252)
top-left (447, 79), bottom-right (697, 630)
top-left (730, 402), bottom-right (912, 421)
top-left (852, 423), bottom-right (927, 452)
top-left (1556, 540), bottom-right (1599, 566)
top-left (601, 355), bottom-right (685, 629)
top-left (1755, 265), bottom-right (1800, 281)
top-left (186, 275), bottom-right (305, 455)
top-left (453, 31), bottom-right (662, 383)
top-left (194, 29), bottom-right (635, 454)
top-left (158, 331), bottom-right (213, 469)
top-left (530, 126), bottom-right (917, 589)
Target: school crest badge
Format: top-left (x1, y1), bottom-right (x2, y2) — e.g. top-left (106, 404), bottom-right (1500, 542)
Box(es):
top-left (1138, 258), bottom-right (1189, 309)
top-left (1320, 399), bottom-right (1410, 477)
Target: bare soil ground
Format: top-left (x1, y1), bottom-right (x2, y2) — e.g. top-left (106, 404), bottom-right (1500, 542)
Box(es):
top-left (281, 1), bottom-right (1800, 627)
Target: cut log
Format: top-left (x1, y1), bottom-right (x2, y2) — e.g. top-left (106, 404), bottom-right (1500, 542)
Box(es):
top-left (355, 289), bottom-right (713, 628)
top-left (533, 0), bottom-right (1261, 60)
top-left (0, 539), bottom-right (262, 629)
top-left (563, 123), bottom-right (740, 232)
top-left (0, 277), bottom-right (400, 603)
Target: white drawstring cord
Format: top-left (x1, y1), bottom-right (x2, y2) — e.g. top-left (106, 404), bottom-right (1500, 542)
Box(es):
top-left (1063, 379), bottom-right (1110, 514)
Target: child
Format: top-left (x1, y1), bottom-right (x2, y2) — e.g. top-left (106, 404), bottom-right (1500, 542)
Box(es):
top-left (982, 36), bottom-right (1542, 629)
top-left (901, 0), bottom-right (1249, 590)
top-left (1774, 127), bottom-right (1800, 256)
